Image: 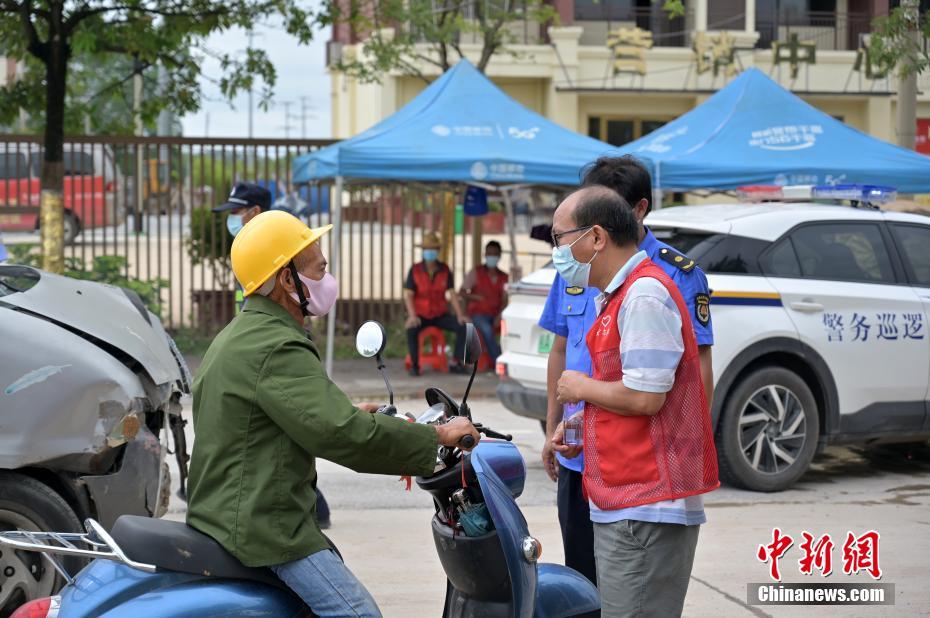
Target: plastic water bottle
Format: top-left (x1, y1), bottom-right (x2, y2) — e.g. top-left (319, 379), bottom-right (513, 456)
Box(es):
top-left (563, 401), bottom-right (584, 446)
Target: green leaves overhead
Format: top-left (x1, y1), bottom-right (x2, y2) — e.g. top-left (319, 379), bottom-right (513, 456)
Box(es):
top-left (319, 0), bottom-right (558, 82)
top-left (0, 0), bottom-right (320, 134)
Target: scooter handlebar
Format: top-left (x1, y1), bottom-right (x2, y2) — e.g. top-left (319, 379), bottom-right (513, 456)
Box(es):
top-left (459, 435), bottom-right (476, 449)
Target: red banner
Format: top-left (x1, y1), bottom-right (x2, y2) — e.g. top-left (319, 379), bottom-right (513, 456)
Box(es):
top-left (918, 119), bottom-right (930, 155)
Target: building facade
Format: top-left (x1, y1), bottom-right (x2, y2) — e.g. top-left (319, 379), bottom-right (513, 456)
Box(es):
top-left (329, 0), bottom-right (930, 156)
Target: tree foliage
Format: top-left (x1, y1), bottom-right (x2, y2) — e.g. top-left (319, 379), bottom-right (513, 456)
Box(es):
top-left (320, 0), bottom-right (557, 82)
top-left (0, 0), bottom-right (317, 133)
top-left (869, 5), bottom-right (930, 78)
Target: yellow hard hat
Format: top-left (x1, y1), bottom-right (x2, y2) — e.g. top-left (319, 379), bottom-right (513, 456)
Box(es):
top-left (231, 210), bottom-right (333, 296)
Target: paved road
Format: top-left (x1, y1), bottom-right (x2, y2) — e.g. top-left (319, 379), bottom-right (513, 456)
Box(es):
top-left (166, 396), bottom-right (930, 617)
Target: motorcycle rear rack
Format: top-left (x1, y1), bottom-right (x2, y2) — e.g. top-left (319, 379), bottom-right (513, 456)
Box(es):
top-left (0, 518), bottom-right (156, 582)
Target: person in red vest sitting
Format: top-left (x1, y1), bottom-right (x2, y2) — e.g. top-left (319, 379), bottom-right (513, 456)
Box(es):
top-left (404, 231), bottom-right (468, 376)
top-left (460, 240), bottom-right (509, 366)
top-left (550, 186), bottom-right (719, 617)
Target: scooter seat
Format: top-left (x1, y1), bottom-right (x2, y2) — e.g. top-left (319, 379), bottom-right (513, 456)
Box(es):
top-left (110, 515), bottom-right (287, 590)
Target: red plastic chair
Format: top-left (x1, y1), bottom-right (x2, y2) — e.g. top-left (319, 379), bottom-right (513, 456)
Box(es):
top-left (405, 326), bottom-right (449, 373)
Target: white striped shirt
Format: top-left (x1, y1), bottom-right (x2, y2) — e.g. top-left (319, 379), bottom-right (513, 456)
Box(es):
top-left (589, 251), bottom-right (706, 526)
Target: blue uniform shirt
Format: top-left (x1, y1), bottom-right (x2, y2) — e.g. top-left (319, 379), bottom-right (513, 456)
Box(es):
top-left (538, 226), bottom-right (714, 472)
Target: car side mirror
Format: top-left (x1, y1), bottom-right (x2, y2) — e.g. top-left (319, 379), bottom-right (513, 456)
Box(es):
top-left (463, 323), bottom-right (482, 366)
top-left (355, 321), bottom-right (386, 358)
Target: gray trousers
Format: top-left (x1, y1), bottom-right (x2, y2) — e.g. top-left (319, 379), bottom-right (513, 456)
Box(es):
top-left (593, 520), bottom-right (700, 618)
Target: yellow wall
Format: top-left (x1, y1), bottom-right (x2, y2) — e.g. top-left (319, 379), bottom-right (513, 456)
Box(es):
top-left (396, 75), bottom-right (547, 114)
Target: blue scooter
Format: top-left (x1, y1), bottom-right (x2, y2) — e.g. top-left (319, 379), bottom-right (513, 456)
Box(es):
top-left (0, 323), bottom-right (599, 618)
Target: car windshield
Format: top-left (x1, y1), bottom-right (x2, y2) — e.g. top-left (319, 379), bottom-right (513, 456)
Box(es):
top-left (0, 265), bottom-right (40, 298)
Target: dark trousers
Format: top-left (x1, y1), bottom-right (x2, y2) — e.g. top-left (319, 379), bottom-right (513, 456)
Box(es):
top-left (558, 464), bottom-right (600, 617)
top-left (315, 487), bottom-right (330, 525)
top-left (471, 314), bottom-right (501, 361)
top-left (406, 313), bottom-right (466, 369)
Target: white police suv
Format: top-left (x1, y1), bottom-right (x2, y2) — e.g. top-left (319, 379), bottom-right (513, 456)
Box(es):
top-left (496, 185), bottom-right (930, 492)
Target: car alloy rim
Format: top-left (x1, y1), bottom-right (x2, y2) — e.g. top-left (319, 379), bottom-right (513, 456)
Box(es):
top-left (737, 385), bottom-right (807, 475)
top-left (0, 509), bottom-right (58, 614)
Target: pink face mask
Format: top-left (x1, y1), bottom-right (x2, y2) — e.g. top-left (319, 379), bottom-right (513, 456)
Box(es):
top-left (290, 271), bottom-right (339, 317)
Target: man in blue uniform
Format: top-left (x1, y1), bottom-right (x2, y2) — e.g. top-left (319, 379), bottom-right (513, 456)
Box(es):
top-left (539, 155), bottom-right (714, 602)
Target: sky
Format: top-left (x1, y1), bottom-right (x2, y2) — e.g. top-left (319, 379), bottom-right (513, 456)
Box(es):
top-left (180, 8), bottom-right (332, 139)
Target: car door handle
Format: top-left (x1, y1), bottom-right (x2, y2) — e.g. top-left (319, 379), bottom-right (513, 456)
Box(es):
top-left (789, 300), bottom-right (824, 313)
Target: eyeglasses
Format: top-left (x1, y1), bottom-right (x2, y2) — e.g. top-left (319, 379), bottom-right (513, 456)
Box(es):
top-left (551, 225), bottom-right (593, 247)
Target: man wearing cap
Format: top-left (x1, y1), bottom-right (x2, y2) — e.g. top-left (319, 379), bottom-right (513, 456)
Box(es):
top-left (213, 182), bottom-right (272, 315)
top-left (404, 231), bottom-right (469, 376)
top-left (186, 211), bottom-right (479, 616)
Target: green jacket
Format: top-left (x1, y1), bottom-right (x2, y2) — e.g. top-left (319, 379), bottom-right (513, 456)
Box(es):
top-left (186, 295), bottom-right (438, 567)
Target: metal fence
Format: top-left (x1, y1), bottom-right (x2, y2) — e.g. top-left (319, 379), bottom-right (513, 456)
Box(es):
top-left (0, 135), bottom-right (335, 334)
top-left (1, 135), bottom-right (556, 338)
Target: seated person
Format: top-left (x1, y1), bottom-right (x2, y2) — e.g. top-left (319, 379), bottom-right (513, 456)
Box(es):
top-left (460, 240), bottom-right (508, 365)
top-left (404, 232), bottom-right (468, 376)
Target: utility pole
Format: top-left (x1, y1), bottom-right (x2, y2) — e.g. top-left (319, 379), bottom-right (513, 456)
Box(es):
top-left (280, 100), bottom-right (294, 138)
top-left (133, 55), bottom-right (145, 233)
top-left (300, 96), bottom-right (312, 139)
top-left (247, 30), bottom-right (255, 139)
top-left (895, 0), bottom-right (920, 149)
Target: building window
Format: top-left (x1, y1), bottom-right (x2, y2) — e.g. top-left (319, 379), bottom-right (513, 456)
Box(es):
top-left (588, 117), bottom-right (667, 146)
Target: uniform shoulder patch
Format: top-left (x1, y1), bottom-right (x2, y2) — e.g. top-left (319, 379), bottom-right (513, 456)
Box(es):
top-left (658, 247), bottom-right (696, 273)
top-left (695, 293), bottom-right (711, 326)
top-left (565, 286), bottom-right (585, 296)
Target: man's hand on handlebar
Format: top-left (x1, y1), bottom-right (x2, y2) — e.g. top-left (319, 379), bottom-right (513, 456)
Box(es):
top-left (357, 402), bottom-right (382, 413)
top-left (435, 417), bottom-right (481, 450)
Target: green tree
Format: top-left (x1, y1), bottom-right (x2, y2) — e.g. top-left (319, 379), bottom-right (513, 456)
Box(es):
top-left (0, 0), bottom-right (316, 273)
top-left (322, 0), bottom-right (557, 82)
top-left (868, 0), bottom-right (930, 149)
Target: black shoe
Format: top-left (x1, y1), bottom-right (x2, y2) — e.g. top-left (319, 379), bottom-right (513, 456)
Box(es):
top-left (449, 364), bottom-right (467, 375)
top-left (409, 366), bottom-right (421, 377)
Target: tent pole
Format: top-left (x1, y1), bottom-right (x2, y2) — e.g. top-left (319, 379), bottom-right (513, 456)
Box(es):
top-left (653, 162), bottom-right (664, 210)
top-left (501, 188), bottom-right (522, 281)
top-left (326, 176), bottom-right (344, 376)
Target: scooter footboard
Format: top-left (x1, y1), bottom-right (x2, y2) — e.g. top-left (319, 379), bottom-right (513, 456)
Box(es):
top-left (533, 563), bottom-right (601, 618)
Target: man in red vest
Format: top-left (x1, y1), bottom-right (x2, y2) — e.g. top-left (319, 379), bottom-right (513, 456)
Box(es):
top-left (460, 240), bottom-right (509, 365)
top-left (404, 231), bottom-right (468, 376)
top-left (550, 186), bottom-right (719, 617)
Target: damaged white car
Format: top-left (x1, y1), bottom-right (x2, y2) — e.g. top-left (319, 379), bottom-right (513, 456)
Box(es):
top-left (0, 264), bottom-right (191, 612)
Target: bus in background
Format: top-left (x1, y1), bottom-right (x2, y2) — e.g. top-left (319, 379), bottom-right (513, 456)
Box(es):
top-left (0, 145), bottom-right (124, 244)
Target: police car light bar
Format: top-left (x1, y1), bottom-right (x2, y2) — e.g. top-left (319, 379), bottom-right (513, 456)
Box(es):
top-left (811, 184), bottom-right (897, 204)
top-left (736, 184), bottom-right (897, 205)
top-left (736, 185), bottom-right (812, 201)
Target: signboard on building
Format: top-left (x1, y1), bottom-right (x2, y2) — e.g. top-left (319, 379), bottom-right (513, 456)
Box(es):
top-left (917, 119), bottom-right (930, 155)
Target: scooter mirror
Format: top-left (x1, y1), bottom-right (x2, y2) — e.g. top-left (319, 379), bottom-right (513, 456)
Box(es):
top-left (356, 321), bottom-right (387, 358)
top-left (463, 324), bottom-right (482, 366)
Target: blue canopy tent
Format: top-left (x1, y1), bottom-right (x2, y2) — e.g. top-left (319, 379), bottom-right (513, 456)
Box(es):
top-left (292, 59), bottom-right (618, 371)
top-left (617, 68), bottom-right (930, 203)
top-left (292, 59), bottom-right (617, 185)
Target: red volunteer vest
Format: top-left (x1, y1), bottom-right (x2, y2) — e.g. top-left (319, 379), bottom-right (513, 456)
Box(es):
top-left (466, 265), bottom-right (508, 317)
top-left (412, 262), bottom-right (450, 319)
top-left (583, 258), bottom-right (719, 510)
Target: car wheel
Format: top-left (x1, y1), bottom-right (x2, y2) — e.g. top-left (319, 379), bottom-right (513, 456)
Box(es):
top-left (63, 212), bottom-right (80, 245)
top-left (717, 367), bottom-right (819, 491)
top-left (0, 473), bottom-right (84, 614)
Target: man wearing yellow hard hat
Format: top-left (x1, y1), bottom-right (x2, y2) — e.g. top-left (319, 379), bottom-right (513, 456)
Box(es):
top-left (185, 211), bottom-right (480, 616)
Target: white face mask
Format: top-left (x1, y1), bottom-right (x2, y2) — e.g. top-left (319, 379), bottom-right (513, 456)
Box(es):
top-left (551, 227), bottom-right (598, 288)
